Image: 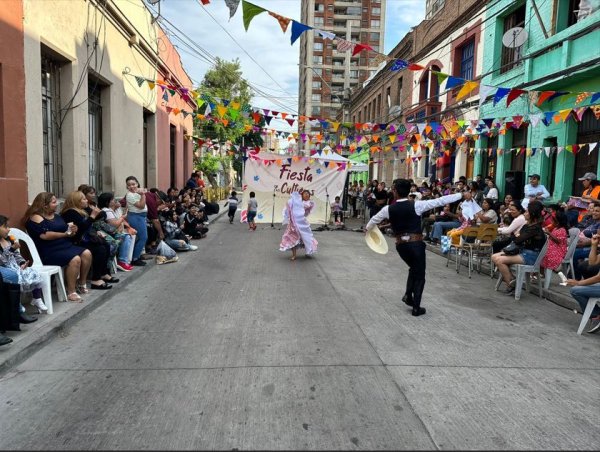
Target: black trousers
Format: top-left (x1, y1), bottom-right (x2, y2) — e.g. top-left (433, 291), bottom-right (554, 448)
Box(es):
top-left (396, 241), bottom-right (427, 309)
top-left (82, 241), bottom-right (110, 280)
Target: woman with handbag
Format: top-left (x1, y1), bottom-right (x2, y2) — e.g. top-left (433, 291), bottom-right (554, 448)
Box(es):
top-left (492, 201), bottom-right (547, 294)
top-left (61, 191), bottom-right (115, 291)
top-left (493, 201), bottom-right (527, 253)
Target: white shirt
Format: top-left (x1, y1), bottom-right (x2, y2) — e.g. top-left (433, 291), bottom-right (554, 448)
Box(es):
top-left (522, 183), bottom-right (550, 209)
top-left (487, 187), bottom-right (499, 200)
top-left (366, 193), bottom-right (463, 230)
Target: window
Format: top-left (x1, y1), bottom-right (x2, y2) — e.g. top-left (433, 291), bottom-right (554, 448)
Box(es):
top-left (314, 42), bottom-right (323, 51)
top-left (312, 94), bottom-right (321, 102)
top-left (573, 109), bottom-right (600, 194)
top-left (545, 137), bottom-right (558, 195)
top-left (371, 45), bottom-right (379, 52)
top-left (459, 39), bottom-right (475, 80)
top-left (312, 67), bottom-right (322, 76)
top-left (313, 55), bottom-right (323, 65)
top-left (370, 32), bottom-right (380, 41)
top-left (426, 0), bottom-right (445, 19)
top-left (370, 20), bottom-right (380, 27)
top-left (386, 86), bottom-right (391, 111)
top-left (88, 78), bottom-right (104, 191)
top-left (397, 77), bottom-right (403, 104)
top-left (314, 17), bottom-right (324, 26)
top-left (347, 6), bottom-right (361, 15)
top-left (377, 94), bottom-right (382, 118)
top-left (419, 73), bottom-right (429, 102)
top-left (314, 3), bottom-right (324, 12)
top-left (372, 7), bottom-right (381, 14)
top-left (350, 70), bottom-right (359, 79)
top-left (500, 4), bottom-right (526, 74)
top-left (311, 106), bottom-right (321, 116)
top-left (41, 56), bottom-right (64, 196)
top-left (312, 81), bottom-right (322, 89)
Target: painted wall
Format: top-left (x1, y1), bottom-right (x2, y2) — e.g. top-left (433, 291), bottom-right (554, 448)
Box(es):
top-left (155, 27), bottom-right (194, 191)
top-left (23, 0), bottom-right (158, 200)
top-left (0, 0), bottom-right (28, 224)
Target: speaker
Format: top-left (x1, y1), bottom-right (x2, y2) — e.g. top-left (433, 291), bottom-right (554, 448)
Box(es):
top-left (505, 170), bottom-right (525, 202)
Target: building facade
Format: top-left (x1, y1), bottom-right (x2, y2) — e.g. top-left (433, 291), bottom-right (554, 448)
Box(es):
top-left (298, 0), bottom-right (386, 134)
top-left (0, 0), bottom-right (27, 224)
top-left (475, 0), bottom-right (600, 202)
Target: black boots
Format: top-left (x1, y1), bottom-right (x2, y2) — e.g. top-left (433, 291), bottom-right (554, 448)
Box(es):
top-left (0, 282), bottom-right (37, 332)
top-left (0, 333), bottom-right (12, 346)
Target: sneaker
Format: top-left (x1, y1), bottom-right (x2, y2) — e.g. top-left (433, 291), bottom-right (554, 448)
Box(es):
top-left (131, 259), bottom-right (147, 266)
top-left (31, 298), bottom-right (48, 313)
top-left (587, 316), bottom-right (600, 334)
top-left (189, 245), bottom-right (198, 251)
top-left (116, 261), bottom-right (133, 272)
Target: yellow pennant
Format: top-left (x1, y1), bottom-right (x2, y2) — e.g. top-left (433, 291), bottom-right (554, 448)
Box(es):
top-left (217, 105), bottom-right (228, 118)
top-left (456, 80), bottom-right (479, 101)
top-left (389, 134), bottom-right (397, 143)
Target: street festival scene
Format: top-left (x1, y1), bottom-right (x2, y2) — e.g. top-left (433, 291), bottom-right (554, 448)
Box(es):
top-left (0, 0), bottom-right (599, 449)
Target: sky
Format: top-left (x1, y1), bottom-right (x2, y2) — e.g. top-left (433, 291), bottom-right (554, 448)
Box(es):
top-left (155, 0), bottom-right (426, 134)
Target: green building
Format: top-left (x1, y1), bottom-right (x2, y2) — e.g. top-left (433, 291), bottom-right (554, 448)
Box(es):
top-left (475, 0), bottom-right (600, 201)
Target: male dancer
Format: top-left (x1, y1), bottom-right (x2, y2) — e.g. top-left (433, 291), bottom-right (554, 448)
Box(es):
top-left (366, 178), bottom-right (472, 316)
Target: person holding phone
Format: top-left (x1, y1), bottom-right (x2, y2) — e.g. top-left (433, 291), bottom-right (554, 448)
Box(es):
top-left (124, 176), bottom-right (148, 266)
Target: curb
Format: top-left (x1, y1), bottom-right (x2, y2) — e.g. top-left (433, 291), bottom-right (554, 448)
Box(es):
top-left (0, 200), bottom-right (230, 376)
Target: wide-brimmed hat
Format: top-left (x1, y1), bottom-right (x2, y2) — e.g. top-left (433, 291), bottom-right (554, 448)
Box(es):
top-left (365, 227), bottom-right (388, 254)
top-left (578, 172), bottom-right (597, 181)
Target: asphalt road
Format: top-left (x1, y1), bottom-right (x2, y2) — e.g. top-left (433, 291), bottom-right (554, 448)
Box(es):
top-left (0, 214), bottom-right (598, 450)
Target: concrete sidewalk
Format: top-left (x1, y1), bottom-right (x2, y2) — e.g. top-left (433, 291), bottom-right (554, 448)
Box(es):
top-left (0, 200), bottom-right (229, 375)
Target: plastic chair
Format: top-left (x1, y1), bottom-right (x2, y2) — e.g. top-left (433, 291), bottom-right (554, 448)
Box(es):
top-left (577, 297), bottom-right (600, 335)
top-left (445, 226), bottom-right (480, 277)
top-left (9, 228), bottom-right (67, 314)
top-left (543, 228), bottom-right (580, 289)
top-left (471, 223), bottom-right (498, 277)
top-left (494, 240), bottom-right (549, 301)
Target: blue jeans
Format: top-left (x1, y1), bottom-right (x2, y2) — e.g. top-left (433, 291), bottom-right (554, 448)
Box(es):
top-left (117, 233), bottom-right (134, 264)
top-left (570, 285), bottom-right (600, 316)
top-left (165, 238), bottom-right (192, 251)
top-left (432, 220), bottom-right (461, 241)
top-left (0, 266), bottom-right (19, 284)
top-left (127, 212), bottom-right (148, 261)
top-left (573, 247), bottom-right (591, 279)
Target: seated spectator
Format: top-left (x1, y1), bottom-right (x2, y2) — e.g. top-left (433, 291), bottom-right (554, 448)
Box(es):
top-left (573, 205), bottom-right (600, 279)
top-left (486, 179), bottom-right (499, 202)
top-left (98, 192), bottom-right (136, 272)
top-left (566, 233), bottom-right (600, 333)
top-left (183, 205), bottom-right (209, 239)
top-left (493, 201), bottom-right (527, 253)
top-left (474, 198), bottom-right (498, 225)
top-left (161, 210), bottom-right (198, 252)
top-left (563, 172), bottom-right (600, 226)
top-left (522, 174), bottom-right (550, 209)
top-left (446, 206), bottom-right (475, 245)
top-left (124, 176), bottom-right (148, 267)
top-left (24, 192), bottom-right (92, 302)
top-left (492, 201), bottom-right (547, 294)
top-left (61, 191), bottom-right (115, 291)
top-left (469, 181), bottom-right (484, 205)
top-left (0, 214), bottom-right (47, 314)
top-left (185, 172), bottom-right (200, 190)
top-left (430, 203), bottom-right (461, 245)
top-left (80, 185), bottom-right (98, 208)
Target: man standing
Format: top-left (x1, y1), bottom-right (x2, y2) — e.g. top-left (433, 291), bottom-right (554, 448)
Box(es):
top-left (522, 174), bottom-right (550, 209)
top-left (366, 179), bottom-right (471, 316)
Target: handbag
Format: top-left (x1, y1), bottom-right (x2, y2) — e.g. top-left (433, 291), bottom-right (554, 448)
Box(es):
top-left (440, 235), bottom-right (451, 254)
top-left (502, 241), bottom-right (522, 256)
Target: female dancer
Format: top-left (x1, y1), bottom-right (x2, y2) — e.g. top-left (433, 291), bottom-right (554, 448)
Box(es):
top-left (279, 190), bottom-right (318, 260)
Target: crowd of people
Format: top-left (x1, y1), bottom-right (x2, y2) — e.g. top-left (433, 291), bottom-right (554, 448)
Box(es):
top-left (0, 172), bottom-right (216, 346)
top-left (355, 172), bottom-right (600, 333)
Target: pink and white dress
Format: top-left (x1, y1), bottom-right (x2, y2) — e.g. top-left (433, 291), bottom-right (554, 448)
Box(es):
top-left (279, 192), bottom-right (318, 255)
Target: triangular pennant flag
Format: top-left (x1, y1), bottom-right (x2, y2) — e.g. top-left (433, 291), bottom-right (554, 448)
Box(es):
top-left (536, 91), bottom-right (555, 106)
top-left (162, 90), bottom-right (169, 102)
top-left (134, 76), bottom-right (145, 87)
top-left (493, 87), bottom-right (510, 106)
top-left (352, 43), bottom-right (373, 56)
top-left (285, 118), bottom-right (295, 126)
top-left (316, 29), bottom-right (336, 40)
top-left (576, 92), bottom-right (591, 104)
top-left (478, 84), bottom-right (496, 109)
top-left (529, 112), bottom-right (543, 127)
top-left (574, 107), bottom-right (588, 121)
top-left (506, 89), bottom-right (527, 107)
top-left (547, 91), bottom-right (570, 103)
top-left (268, 11), bottom-right (291, 33)
top-left (199, 0), bottom-right (210, 4)
top-left (431, 71), bottom-right (450, 87)
top-left (559, 109), bottom-right (572, 122)
top-left (408, 63), bottom-right (425, 70)
top-left (444, 76), bottom-right (465, 91)
top-left (590, 92), bottom-right (600, 105)
top-left (225, 0), bottom-right (241, 19)
top-left (221, 119), bottom-right (229, 127)
top-left (589, 142), bottom-right (598, 155)
top-left (291, 20), bottom-right (313, 45)
top-left (390, 59), bottom-right (408, 71)
top-left (456, 80), bottom-right (479, 101)
top-left (217, 105), bottom-right (228, 118)
top-left (147, 81), bottom-right (155, 90)
top-left (389, 134), bottom-right (397, 143)
top-left (242, 0), bottom-right (266, 31)
top-left (543, 111), bottom-right (555, 126)
top-left (545, 147), bottom-right (551, 157)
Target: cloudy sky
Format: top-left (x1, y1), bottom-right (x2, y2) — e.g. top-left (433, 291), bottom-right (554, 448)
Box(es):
top-left (155, 0), bottom-right (425, 132)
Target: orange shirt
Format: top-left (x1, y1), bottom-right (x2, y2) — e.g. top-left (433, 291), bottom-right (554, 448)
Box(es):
top-left (577, 185), bottom-right (600, 222)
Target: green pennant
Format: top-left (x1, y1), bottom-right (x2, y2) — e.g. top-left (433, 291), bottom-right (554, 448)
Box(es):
top-left (229, 108), bottom-right (240, 121)
top-left (242, 0), bottom-right (266, 31)
top-left (168, 89), bottom-right (176, 96)
top-left (432, 71), bottom-right (450, 86)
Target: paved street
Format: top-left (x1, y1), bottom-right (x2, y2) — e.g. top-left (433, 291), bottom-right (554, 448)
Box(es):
top-left (0, 214), bottom-right (598, 450)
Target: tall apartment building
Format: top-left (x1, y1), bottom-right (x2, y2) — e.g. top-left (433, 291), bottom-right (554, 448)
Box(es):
top-left (298, 0), bottom-right (386, 135)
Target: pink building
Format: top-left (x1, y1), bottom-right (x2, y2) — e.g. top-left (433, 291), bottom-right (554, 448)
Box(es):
top-left (155, 27), bottom-right (195, 191)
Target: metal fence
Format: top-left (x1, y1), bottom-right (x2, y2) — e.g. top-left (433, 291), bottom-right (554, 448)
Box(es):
top-left (203, 187), bottom-right (228, 202)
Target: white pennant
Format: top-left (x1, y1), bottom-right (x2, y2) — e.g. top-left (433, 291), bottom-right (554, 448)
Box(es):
top-left (557, 146), bottom-right (564, 155)
top-left (479, 85), bottom-right (496, 109)
top-left (589, 142), bottom-right (598, 155)
top-left (545, 146), bottom-right (551, 157)
top-left (316, 29), bottom-right (336, 40)
top-left (529, 113), bottom-right (543, 128)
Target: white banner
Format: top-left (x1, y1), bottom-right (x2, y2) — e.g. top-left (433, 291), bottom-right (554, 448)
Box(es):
top-left (241, 156), bottom-right (348, 224)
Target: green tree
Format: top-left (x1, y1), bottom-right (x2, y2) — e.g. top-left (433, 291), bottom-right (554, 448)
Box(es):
top-left (194, 57), bottom-right (264, 187)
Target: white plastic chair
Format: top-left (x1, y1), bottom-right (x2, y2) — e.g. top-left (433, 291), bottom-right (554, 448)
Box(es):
top-left (495, 240), bottom-right (549, 301)
top-left (10, 228), bottom-right (67, 314)
top-left (543, 227), bottom-right (580, 289)
top-left (577, 297), bottom-right (600, 335)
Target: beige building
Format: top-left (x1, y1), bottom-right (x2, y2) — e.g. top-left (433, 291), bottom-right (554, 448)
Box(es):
top-left (23, 0), bottom-right (193, 201)
top-left (298, 0), bottom-right (386, 133)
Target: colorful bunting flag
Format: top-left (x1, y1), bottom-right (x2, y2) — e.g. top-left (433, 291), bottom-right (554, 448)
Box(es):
top-left (225, 0), bottom-right (241, 19)
top-left (242, 1), bottom-right (266, 31)
top-left (290, 20), bottom-right (312, 45)
top-left (268, 11), bottom-right (291, 32)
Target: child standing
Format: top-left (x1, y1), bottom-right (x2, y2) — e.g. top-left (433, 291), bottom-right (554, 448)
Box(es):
top-left (247, 192), bottom-right (258, 231)
top-left (227, 191), bottom-right (239, 224)
top-left (0, 215), bottom-right (47, 313)
top-left (331, 196), bottom-right (343, 224)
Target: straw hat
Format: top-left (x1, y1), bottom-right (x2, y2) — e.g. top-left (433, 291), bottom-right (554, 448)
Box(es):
top-left (365, 227), bottom-right (388, 254)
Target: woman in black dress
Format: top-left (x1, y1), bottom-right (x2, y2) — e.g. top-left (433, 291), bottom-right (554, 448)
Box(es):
top-left (24, 192), bottom-right (92, 302)
top-left (61, 191), bottom-right (116, 292)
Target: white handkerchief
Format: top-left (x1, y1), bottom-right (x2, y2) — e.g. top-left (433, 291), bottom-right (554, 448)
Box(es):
top-left (461, 200), bottom-right (482, 220)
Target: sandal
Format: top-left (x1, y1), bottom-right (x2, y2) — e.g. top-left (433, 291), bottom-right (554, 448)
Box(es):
top-left (76, 284), bottom-right (89, 294)
top-left (67, 292), bottom-right (83, 303)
